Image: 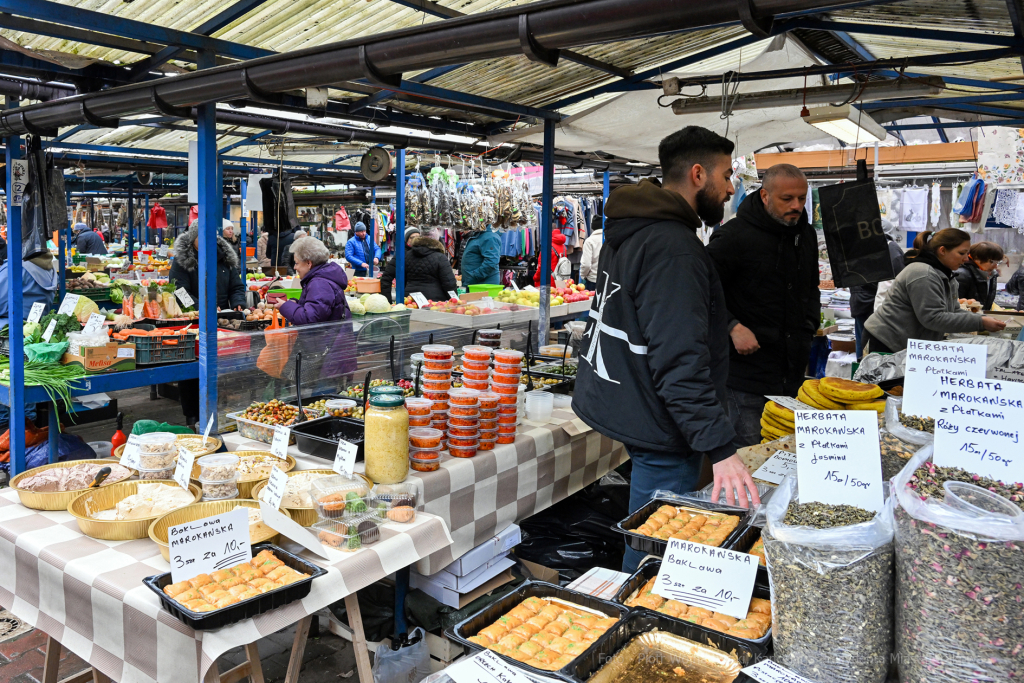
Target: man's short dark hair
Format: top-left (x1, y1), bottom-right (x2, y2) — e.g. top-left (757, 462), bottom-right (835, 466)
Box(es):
top-left (658, 126), bottom-right (735, 184)
top-left (761, 163), bottom-right (807, 193)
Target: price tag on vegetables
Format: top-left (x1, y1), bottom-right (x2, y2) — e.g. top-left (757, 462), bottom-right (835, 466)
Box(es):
top-left (410, 292), bottom-right (428, 308)
top-left (263, 467), bottom-right (288, 510)
top-left (82, 312), bottom-right (106, 335)
top-left (27, 302), bottom-right (45, 324)
top-left (932, 376), bottom-right (1024, 481)
top-left (168, 507), bottom-right (251, 584)
top-left (158, 246), bottom-right (168, 257)
top-left (173, 446), bottom-right (196, 490)
top-left (270, 426), bottom-right (290, 459)
top-left (510, 281), bottom-right (520, 292)
top-left (752, 450), bottom-right (797, 485)
top-left (41, 319), bottom-right (58, 343)
top-left (333, 440), bottom-right (358, 477)
top-left (652, 538), bottom-right (758, 620)
top-left (795, 410), bottom-right (884, 513)
top-left (741, 660), bottom-right (816, 683)
top-left (903, 339), bottom-right (987, 419)
top-left (447, 290), bottom-right (458, 301)
top-left (119, 434), bottom-right (142, 469)
top-left (174, 287), bottom-right (195, 309)
top-left (57, 293), bottom-right (80, 316)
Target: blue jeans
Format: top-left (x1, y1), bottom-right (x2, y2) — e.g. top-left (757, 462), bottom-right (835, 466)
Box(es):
top-left (726, 388), bottom-right (767, 451)
top-left (585, 279), bottom-right (596, 291)
top-left (854, 315), bottom-right (869, 360)
top-left (623, 445), bottom-right (703, 574)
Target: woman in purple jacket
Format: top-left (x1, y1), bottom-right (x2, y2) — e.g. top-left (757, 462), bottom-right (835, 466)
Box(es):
top-left (276, 237), bottom-right (350, 324)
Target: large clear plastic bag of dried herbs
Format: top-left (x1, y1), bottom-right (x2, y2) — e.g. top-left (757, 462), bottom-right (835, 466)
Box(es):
top-left (892, 445), bottom-right (1024, 682)
top-left (763, 476), bottom-right (894, 683)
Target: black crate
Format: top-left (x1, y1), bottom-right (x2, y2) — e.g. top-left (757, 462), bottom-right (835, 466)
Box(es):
top-left (142, 317), bottom-right (198, 328)
top-left (614, 498), bottom-right (753, 558)
top-left (290, 416), bottom-right (365, 462)
top-left (446, 580), bottom-right (630, 679)
top-left (143, 543), bottom-right (327, 630)
top-left (612, 558), bottom-right (772, 662)
top-left (565, 611), bottom-right (767, 682)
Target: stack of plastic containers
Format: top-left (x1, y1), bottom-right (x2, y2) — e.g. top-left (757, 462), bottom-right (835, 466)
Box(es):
top-left (525, 390), bottom-right (554, 422)
top-left (310, 474), bottom-right (381, 552)
top-left (409, 427), bottom-right (443, 472)
top-left (461, 345), bottom-right (492, 391)
top-left (476, 329), bottom-right (502, 350)
top-left (447, 388), bottom-right (481, 457)
top-left (420, 344), bottom-right (454, 450)
top-left (196, 453), bottom-right (240, 501)
top-left (478, 391), bottom-right (500, 450)
top-left (491, 349), bottom-right (524, 444)
top-left (134, 432), bottom-right (180, 480)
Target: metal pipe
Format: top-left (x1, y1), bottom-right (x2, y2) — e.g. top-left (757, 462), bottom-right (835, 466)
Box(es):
top-left (396, 148), bottom-right (406, 303)
top-left (240, 178), bottom-right (248, 287)
top-left (538, 118), bottom-right (555, 352)
top-left (5, 98), bottom-right (25, 473)
top-left (0, 76), bottom-right (73, 103)
top-left (144, 192), bottom-right (150, 246)
top-left (0, 0), bottom-right (861, 135)
top-left (369, 187), bottom-right (376, 278)
top-left (127, 176), bottom-right (134, 260)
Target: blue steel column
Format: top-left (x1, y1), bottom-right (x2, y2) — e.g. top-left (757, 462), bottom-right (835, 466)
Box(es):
top-left (395, 149), bottom-right (406, 303)
top-left (537, 119), bottom-right (555, 351)
top-left (369, 187), bottom-right (376, 277)
top-left (127, 176), bottom-right (134, 257)
top-left (602, 172), bottom-right (610, 230)
top-left (197, 51), bottom-right (220, 431)
top-left (240, 179), bottom-right (248, 287)
top-left (5, 98), bottom-right (25, 474)
top-left (59, 188), bottom-right (69, 302)
top-left (144, 192), bottom-right (150, 246)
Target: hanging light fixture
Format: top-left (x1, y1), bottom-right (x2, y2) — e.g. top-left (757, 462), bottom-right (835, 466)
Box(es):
top-left (800, 104), bottom-right (887, 144)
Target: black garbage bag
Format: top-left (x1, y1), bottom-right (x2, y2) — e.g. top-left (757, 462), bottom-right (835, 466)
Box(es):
top-left (817, 178), bottom-right (894, 287)
top-left (260, 172), bottom-right (299, 236)
top-left (44, 154), bottom-right (67, 235)
top-left (20, 136), bottom-right (49, 260)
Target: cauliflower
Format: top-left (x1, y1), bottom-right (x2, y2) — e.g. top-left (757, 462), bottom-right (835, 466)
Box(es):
top-left (347, 298), bottom-right (365, 316)
top-left (364, 294), bottom-right (391, 314)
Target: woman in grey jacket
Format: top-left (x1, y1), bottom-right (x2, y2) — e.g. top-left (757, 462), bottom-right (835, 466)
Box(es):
top-left (864, 229), bottom-right (1006, 353)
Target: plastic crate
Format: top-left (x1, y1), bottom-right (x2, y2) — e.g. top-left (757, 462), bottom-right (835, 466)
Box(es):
top-left (70, 287), bottom-right (112, 302)
top-left (126, 331), bottom-right (197, 365)
top-left (467, 284), bottom-right (505, 296)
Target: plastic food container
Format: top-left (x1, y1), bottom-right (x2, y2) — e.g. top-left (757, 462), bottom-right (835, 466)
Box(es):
top-left (422, 344), bottom-right (455, 360)
top-left (478, 438), bottom-right (497, 451)
top-left (421, 369), bottom-right (452, 381)
top-left (311, 474), bottom-right (371, 518)
top-left (324, 399), bottom-right (359, 417)
top-left (498, 423), bottom-right (517, 435)
top-left (479, 418), bottom-right (498, 431)
top-left (492, 362), bottom-right (522, 375)
top-left (498, 402), bottom-right (519, 414)
top-left (408, 415), bottom-right (432, 427)
top-left (422, 390), bottom-right (449, 401)
top-left (411, 455), bottom-right (440, 472)
top-left (448, 435), bottom-right (479, 448)
top-left (139, 432), bottom-right (177, 453)
top-left (404, 398), bottom-right (433, 416)
top-left (497, 433), bottom-right (516, 444)
top-left (197, 454), bottom-right (239, 482)
top-left (364, 394), bottom-right (409, 485)
top-left (490, 373), bottom-right (520, 385)
top-left (200, 475), bottom-right (239, 501)
top-left (477, 329), bottom-right (502, 341)
top-left (480, 409), bottom-right (498, 420)
top-left (448, 424), bottom-right (480, 438)
top-left (449, 445), bottom-right (477, 458)
top-left (449, 389), bottom-right (481, 406)
top-left (449, 414), bottom-right (480, 427)
top-left (450, 405), bottom-right (480, 417)
top-left (461, 369), bottom-right (491, 381)
top-left (539, 344), bottom-right (571, 359)
top-left (462, 345), bottom-right (493, 361)
top-left (421, 378), bottom-right (453, 391)
top-left (477, 392), bottom-right (501, 410)
top-left (409, 427), bottom-right (443, 449)
top-left (552, 394), bottom-right (573, 409)
top-left (431, 420), bottom-right (449, 431)
top-left (137, 465), bottom-right (176, 481)
top-left (313, 515), bottom-right (380, 551)
top-left (432, 409), bottom-right (449, 420)
top-left (139, 450), bottom-right (178, 469)
top-left (492, 383), bottom-right (519, 395)
top-left (492, 349), bottom-right (524, 364)
top-left (431, 399), bottom-right (450, 412)
top-left (424, 358), bottom-right (454, 370)
top-left (461, 359), bottom-right (491, 371)
top-left (462, 380), bottom-right (490, 391)
top-left (410, 445), bottom-right (442, 459)
top-left (372, 482), bottom-right (418, 510)
top-left (480, 426), bottom-right (498, 439)
top-left (498, 394), bottom-right (519, 405)
top-left (498, 413), bottom-right (518, 424)
top-left (525, 390), bottom-right (554, 422)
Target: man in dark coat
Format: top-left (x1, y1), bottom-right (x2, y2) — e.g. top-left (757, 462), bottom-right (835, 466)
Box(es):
top-left (706, 164), bottom-right (819, 449)
top-left (381, 229), bottom-right (458, 303)
top-left (72, 221), bottom-right (107, 255)
top-left (572, 125), bottom-right (760, 574)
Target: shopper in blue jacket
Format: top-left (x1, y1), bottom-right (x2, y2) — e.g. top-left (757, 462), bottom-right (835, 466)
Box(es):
top-left (345, 222), bottom-right (381, 277)
top-left (460, 225), bottom-right (501, 285)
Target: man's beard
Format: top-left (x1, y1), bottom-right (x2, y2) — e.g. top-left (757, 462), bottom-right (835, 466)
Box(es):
top-left (695, 185), bottom-right (726, 226)
top-left (768, 205), bottom-right (801, 227)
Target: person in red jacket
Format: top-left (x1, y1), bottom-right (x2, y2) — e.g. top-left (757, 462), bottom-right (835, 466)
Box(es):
top-left (533, 231), bottom-right (567, 286)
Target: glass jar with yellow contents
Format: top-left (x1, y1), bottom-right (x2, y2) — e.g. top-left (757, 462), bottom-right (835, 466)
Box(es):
top-left (364, 393), bottom-right (409, 484)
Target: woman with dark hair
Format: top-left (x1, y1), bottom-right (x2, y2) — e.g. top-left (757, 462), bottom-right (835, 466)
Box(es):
top-left (864, 229), bottom-right (1006, 353)
top-left (955, 241), bottom-right (1004, 311)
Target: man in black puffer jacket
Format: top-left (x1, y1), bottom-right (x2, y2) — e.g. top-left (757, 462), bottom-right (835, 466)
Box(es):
top-left (706, 164), bottom-right (819, 449)
top-left (381, 230), bottom-right (458, 303)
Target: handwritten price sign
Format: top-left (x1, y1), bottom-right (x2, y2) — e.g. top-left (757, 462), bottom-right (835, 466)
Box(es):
top-left (795, 410), bottom-right (883, 513)
top-left (168, 507), bottom-right (251, 583)
top-left (652, 539), bottom-right (758, 620)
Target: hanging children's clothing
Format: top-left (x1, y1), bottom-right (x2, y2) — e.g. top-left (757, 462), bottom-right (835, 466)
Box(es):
top-left (930, 183), bottom-right (942, 228)
top-left (900, 187), bottom-right (928, 231)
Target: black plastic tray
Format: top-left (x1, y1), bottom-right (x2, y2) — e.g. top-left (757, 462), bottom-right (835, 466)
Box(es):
top-left (143, 543), bottom-right (327, 630)
top-left (446, 580), bottom-right (629, 679)
top-left (728, 524), bottom-right (769, 588)
top-left (565, 610), bottom-right (766, 682)
top-left (614, 498), bottom-right (753, 557)
top-left (612, 558), bottom-right (772, 662)
top-left (290, 416), bottom-right (365, 462)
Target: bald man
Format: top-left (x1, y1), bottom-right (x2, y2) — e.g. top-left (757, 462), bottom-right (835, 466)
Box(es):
top-left (706, 164), bottom-right (820, 448)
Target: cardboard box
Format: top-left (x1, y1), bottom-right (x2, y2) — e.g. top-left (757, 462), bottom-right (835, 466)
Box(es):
top-left (518, 559), bottom-right (560, 584)
top-left (416, 552), bottom-right (511, 591)
top-left (411, 559), bottom-right (516, 608)
top-left (61, 343), bottom-right (136, 374)
top-left (425, 631), bottom-right (464, 663)
top-left (443, 523), bottom-right (521, 576)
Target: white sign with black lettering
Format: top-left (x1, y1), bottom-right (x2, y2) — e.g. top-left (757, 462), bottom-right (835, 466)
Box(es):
top-left (41, 319), bottom-right (57, 343)
top-left (118, 434), bottom-right (143, 469)
top-left (263, 467), bottom-right (289, 510)
top-left (752, 450), bottom-right (798, 485)
top-left (742, 660), bottom-right (817, 683)
top-left (158, 246), bottom-right (168, 258)
top-left (57, 293), bottom-right (80, 316)
top-left (174, 287), bottom-right (195, 309)
top-left (173, 446), bottom-right (196, 490)
top-left (903, 339), bottom-right (987, 419)
top-left (447, 290), bottom-right (458, 301)
top-left (652, 538), bottom-right (758, 620)
top-left (510, 280), bottom-right (520, 292)
top-left (27, 302), bottom-right (45, 324)
top-left (795, 410), bottom-right (884, 513)
top-left (82, 313), bottom-right (106, 335)
top-left (270, 426), bottom-right (290, 459)
top-left (447, 650), bottom-right (561, 683)
top-left (409, 292), bottom-right (429, 308)
top-left (333, 440), bottom-right (358, 477)
top-left (117, 347), bottom-right (135, 358)
top-left (765, 395), bottom-right (818, 413)
top-left (168, 507), bottom-right (251, 584)
top-left (932, 376), bottom-right (1024, 481)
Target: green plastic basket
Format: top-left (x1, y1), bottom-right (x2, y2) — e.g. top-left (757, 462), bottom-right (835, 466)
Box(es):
top-left (270, 288), bottom-right (302, 300)
top-left (467, 284), bottom-right (504, 296)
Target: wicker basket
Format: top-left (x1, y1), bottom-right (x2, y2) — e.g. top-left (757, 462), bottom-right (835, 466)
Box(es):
top-left (148, 499), bottom-right (292, 562)
top-left (10, 459), bottom-right (137, 511)
top-left (67, 480), bottom-right (201, 540)
top-left (190, 452), bottom-right (296, 500)
top-left (249, 469), bottom-right (369, 527)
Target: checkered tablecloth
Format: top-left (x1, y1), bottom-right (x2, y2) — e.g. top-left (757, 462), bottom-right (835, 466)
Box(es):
top-left (0, 490), bottom-right (452, 683)
top-left (224, 408), bottom-right (630, 575)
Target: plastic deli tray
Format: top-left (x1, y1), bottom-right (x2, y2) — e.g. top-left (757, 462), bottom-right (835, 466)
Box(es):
top-left (446, 580), bottom-right (629, 679)
top-left (611, 558), bottom-right (771, 662)
top-left (226, 406), bottom-right (322, 444)
top-left (614, 498), bottom-right (753, 558)
top-left (142, 543), bottom-right (327, 630)
top-left (727, 523), bottom-right (769, 588)
top-left (291, 416), bottom-right (365, 462)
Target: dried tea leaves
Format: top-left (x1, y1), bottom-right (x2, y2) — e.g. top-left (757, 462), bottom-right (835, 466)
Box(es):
top-left (898, 413), bottom-right (934, 433)
top-left (907, 461), bottom-right (1024, 510)
top-left (880, 430), bottom-right (917, 481)
top-left (783, 501), bottom-right (876, 529)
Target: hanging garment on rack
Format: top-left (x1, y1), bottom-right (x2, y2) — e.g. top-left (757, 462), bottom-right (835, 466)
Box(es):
top-left (962, 179), bottom-right (987, 224)
top-left (964, 187), bottom-right (995, 233)
top-left (953, 177), bottom-right (982, 215)
top-left (930, 183), bottom-right (942, 227)
top-left (147, 202), bottom-right (168, 229)
top-left (993, 189), bottom-right (1019, 227)
top-left (334, 207), bottom-right (350, 231)
top-left (900, 187), bottom-right (928, 231)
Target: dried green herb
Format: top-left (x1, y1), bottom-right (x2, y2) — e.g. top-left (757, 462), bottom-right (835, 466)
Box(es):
top-left (765, 505), bottom-right (893, 683)
top-left (783, 501), bottom-right (876, 529)
top-left (898, 413), bottom-right (934, 433)
top-left (895, 463), bottom-right (1024, 682)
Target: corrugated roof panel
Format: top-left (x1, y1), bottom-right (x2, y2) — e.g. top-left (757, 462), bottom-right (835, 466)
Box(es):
top-left (833, 0), bottom-right (1011, 33)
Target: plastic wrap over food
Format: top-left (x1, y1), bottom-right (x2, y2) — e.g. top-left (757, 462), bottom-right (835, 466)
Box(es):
top-left (892, 445), bottom-right (1024, 683)
top-left (883, 396), bottom-right (932, 446)
top-left (763, 476), bottom-right (894, 683)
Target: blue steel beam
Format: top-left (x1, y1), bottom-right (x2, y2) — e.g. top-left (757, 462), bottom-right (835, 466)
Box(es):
top-left (537, 118), bottom-right (555, 351)
top-left (0, 364), bottom-right (200, 405)
top-left (861, 92), bottom-right (1024, 109)
top-left (4, 97), bottom-right (24, 473)
top-left (43, 141), bottom-right (189, 158)
top-left (0, 47), bottom-right (127, 84)
top-left (0, 0), bottom-right (270, 61)
top-left (128, 0), bottom-right (273, 80)
top-left (349, 65), bottom-right (466, 114)
top-left (932, 117), bottom-right (949, 142)
top-left (886, 118), bottom-right (1024, 130)
top-left (779, 18), bottom-right (1020, 48)
top-left (924, 102), bottom-right (1024, 118)
top-left (197, 50), bottom-right (219, 432)
top-left (396, 148), bottom-right (406, 303)
top-left (52, 124), bottom-right (89, 143)
top-left (219, 130), bottom-right (272, 154)
top-left (223, 155), bottom-right (361, 171)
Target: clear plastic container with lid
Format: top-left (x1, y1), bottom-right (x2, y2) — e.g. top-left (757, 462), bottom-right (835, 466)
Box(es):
top-left (461, 369), bottom-right (491, 381)
top-left (421, 378), bottom-right (453, 391)
top-left (492, 362), bottom-right (523, 376)
top-left (422, 344), bottom-right (455, 360)
top-left (411, 454), bottom-right (440, 472)
top-left (422, 389), bottom-right (449, 401)
top-left (200, 475), bottom-right (239, 501)
top-left (364, 393), bottom-right (410, 484)
top-left (461, 345), bottom-right (492, 362)
top-left (449, 388), bottom-right (481, 405)
top-left (491, 373), bottom-right (520, 385)
top-left (480, 409), bottom-right (498, 420)
top-left (409, 415), bottom-right (432, 427)
top-left (409, 427), bottom-right (444, 449)
top-left (462, 379), bottom-right (490, 391)
top-left (448, 425), bottom-right (479, 438)
top-left (421, 369), bottom-right (453, 381)
top-left (492, 349), bottom-right (524, 364)
top-left (449, 445), bottom-right (477, 458)
top-left (197, 454), bottom-right (239, 482)
top-left (138, 432), bottom-right (177, 453)
top-left (137, 464), bottom-right (176, 481)
top-left (477, 329), bottom-right (502, 341)
top-left (324, 399), bottom-right (358, 417)
top-left (448, 435), bottom-right (479, 448)
top-left (449, 415), bottom-right (480, 427)
top-left (478, 392), bottom-right (501, 410)
top-left (405, 398), bottom-right (433, 416)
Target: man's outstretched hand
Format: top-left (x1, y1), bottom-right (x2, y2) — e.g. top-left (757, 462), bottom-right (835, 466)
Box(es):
top-left (711, 454), bottom-right (761, 508)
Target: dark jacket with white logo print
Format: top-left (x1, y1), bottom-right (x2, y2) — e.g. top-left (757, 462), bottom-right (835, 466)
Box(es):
top-left (572, 179), bottom-right (735, 463)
